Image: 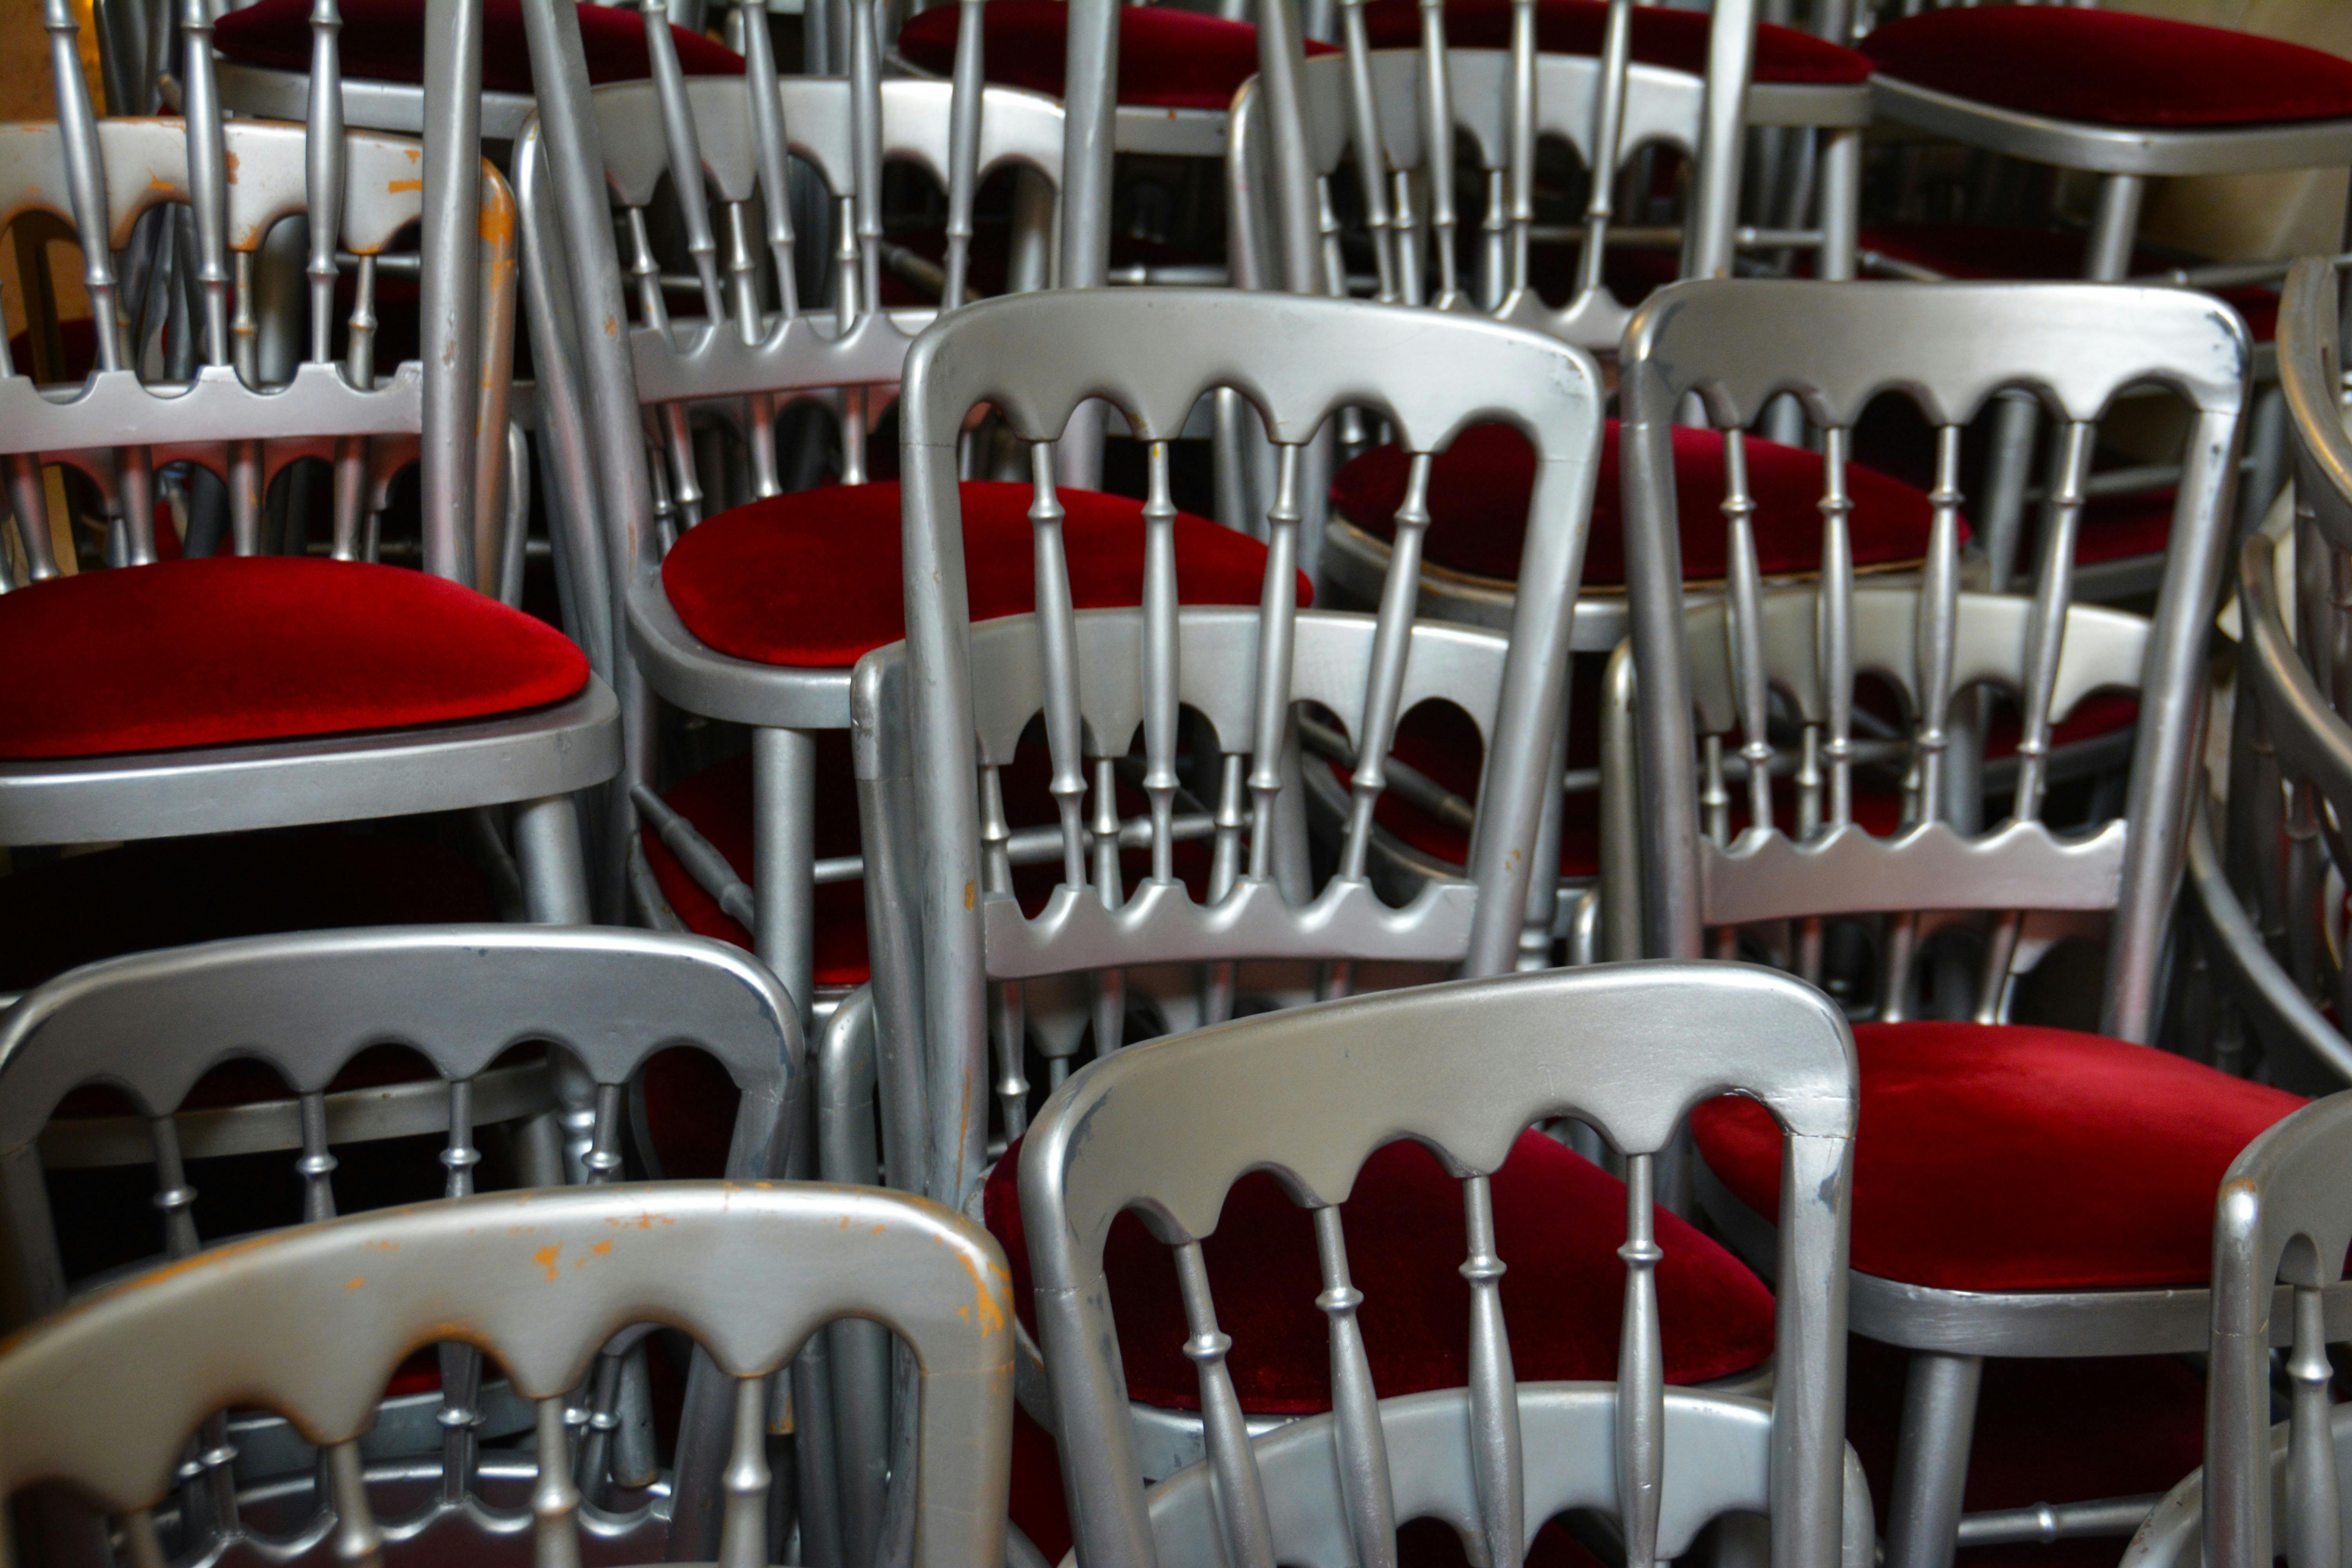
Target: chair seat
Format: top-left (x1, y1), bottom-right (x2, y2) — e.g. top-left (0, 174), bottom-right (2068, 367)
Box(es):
top-left (1860, 223), bottom-right (2281, 341)
top-left (989, 1127), bottom-right (1776, 1417)
top-left (640, 746), bottom-right (873, 989)
top-left (660, 479), bottom-right (1292, 669)
top-left (1859, 6), bottom-right (2352, 129)
top-left (895, 0), bottom-right (1337, 112)
top-left (1691, 1021), bottom-right (2307, 1293)
top-left (213, 0), bottom-right (744, 94)
top-left (1361, 0), bottom-right (1871, 86)
top-left (1331, 421), bottom-right (1945, 588)
top-left (0, 557), bottom-right (590, 760)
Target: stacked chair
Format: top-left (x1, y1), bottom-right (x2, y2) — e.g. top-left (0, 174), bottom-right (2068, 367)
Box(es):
top-left (16, 7), bottom-right (2352, 1568)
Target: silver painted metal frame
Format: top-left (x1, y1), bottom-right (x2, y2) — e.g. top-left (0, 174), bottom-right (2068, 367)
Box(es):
top-left (0, 1180), bottom-right (1012, 1568)
top-left (1020, 961), bottom-right (1860, 1568)
top-left (0, 924), bottom-right (800, 1563)
top-left (1616, 277), bottom-right (2252, 1568)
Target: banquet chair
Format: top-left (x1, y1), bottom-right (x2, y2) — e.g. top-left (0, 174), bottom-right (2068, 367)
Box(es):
top-left (2188, 258), bottom-right (2352, 1097)
top-left (517, 4), bottom-right (1288, 1024)
top-left (0, 924), bottom-right (797, 1564)
top-left (1850, 2), bottom-right (2352, 602)
top-left (1608, 276), bottom-right (2299, 1568)
top-left (1020, 961), bottom-right (1867, 1568)
top-left (0, 1179), bottom-right (1010, 1568)
top-left (2116, 1089), bottom-right (2352, 1568)
top-left (0, 0), bottom-right (617, 976)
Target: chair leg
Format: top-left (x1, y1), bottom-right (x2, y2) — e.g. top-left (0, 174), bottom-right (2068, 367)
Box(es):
top-left (514, 792), bottom-right (592, 924)
top-left (1884, 1350), bottom-right (1984, 1568)
top-left (752, 726), bottom-right (819, 1024)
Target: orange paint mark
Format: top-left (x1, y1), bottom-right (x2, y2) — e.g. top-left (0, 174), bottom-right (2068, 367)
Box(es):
top-left (222, 151), bottom-right (238, 184)
top-left (592, 1240), bottom-right (613, 1255)
top-left (534, 1243), bottom-right (563, 1280)
top-left (346, 1277), bottom-right (366, 1290)
top-left (387, 179), bottom-right (423, 195)
top-left (964, 880), bottom-right (975, 911)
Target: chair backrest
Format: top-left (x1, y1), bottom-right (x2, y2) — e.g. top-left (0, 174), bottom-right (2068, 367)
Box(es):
top-left (0, 1181), bottom-right (1012, 1568)
top-left (1020, 960), bottom-right (1855, 1568)
top-left (2225, 258), bottom-right (2352, 1059)
top-left (1230, 39), bottom-right (1704, 349)
top-left (2201, 1089), bottom-right (2352, 1568)
top-left (1616, 278), bottom-right (2247, 1043)
top-left (0, 0), bottom-right (510, 584)
top-left (0, 924), bottom-right (798, 1328)
top-left (1238, 0), bottom-right (1755, 308)
top-left (861, 286), bottom-right (1603, 1207)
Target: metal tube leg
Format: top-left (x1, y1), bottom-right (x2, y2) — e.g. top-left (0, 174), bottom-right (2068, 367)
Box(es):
top-left (2245, 381), bottom-right (2288, 532)
top-left (1885, 1351), bottom-right (1983, 1568)
top-left (1978, 394), bottom-right (2040, 593)
top-left (514, 793), bottom-right (597, 1183)
top-left (753, 726), bottom-right (819, 1022)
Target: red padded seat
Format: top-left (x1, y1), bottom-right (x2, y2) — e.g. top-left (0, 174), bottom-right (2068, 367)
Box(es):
top-left (895, 0), bottom-right (1337, 112)
top-left (1691, 1021), bottom-right (2307, 1292)
top-left (1860, 223), bottom-right (2281, 341)
top-left (1331, 421), bottom-right (1947, 588)
top-left (1858, 6), bottom-right (2352, 129)
top-left (661, 479), bottom-right (1298, 669)
top-left (988, 1127), bottom-right (1776, 1415)
top-left (0, 557), bottom-right (590, 760)
top-left (214, 0), bottom-right (745, 94)
top-left (1360, 0), bottom-right (1871, 85)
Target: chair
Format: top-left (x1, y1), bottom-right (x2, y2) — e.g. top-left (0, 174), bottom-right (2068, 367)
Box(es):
top-left (0, 0), bottom-right (617, 970)
top-left (2193, 258), bottom-right (2352, 1097)
top-left (1606, 275), bottom-right (2302, 1568)
top-left (2117, 1089), bottom-right (2352, 1568)
top-left (1851, 2), bottom-right (2352, 600)
top-left (517, 5), bottom-right (1286, 1023)
top-left (0, 923), bottom-right (797, 1562)
top-left (0, 1179), bottom-right (1010, 1568)
top-left (1020, 961), bottom-right (1866, 1568)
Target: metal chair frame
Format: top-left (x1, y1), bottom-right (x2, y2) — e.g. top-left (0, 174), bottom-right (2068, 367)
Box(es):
top-left (1613, 276), bottom-right (2252, 1568)
top-left (0, 924), bottom-right (799, 1563)
top-left (1019, 960), bottom-right (1861, 1568)
top-left (2118, 1089), bottom-right (2352, 1568)
top-left (0, 1179), bottom-right (1011, 1568)
top-left (0, 0), bottom-right (612, 934)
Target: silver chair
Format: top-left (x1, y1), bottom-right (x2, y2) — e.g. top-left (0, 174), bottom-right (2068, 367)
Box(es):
top-left (1608, 275), bottom-right (2301, 1568)
top-left (1021, 961), bottom-right (1866, 1568)
top-left (519, 10), bottom-right (1287, 1024)
top-left (2118, 1089), bottom-right (2352, 1568)
top-left (0, 924), bottom-right (798, 1563)
top-left (0, 1179), bottom-right (1011, 1568)
top-left (0, 0), bottom-right (614, 949)
top-left (1851, 1), bottom-right (2352, 601)
top-left (2194, 258), bottom-right (2352, 1095)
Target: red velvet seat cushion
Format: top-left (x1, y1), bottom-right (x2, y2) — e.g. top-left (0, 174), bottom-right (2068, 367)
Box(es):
top-left (1860, 223), bottom-right (2281, 341)
top-left (1332, 422), bottom-right (1946, 587)
top-left (214, 0), bottom-right (744, 94)
top-left (641, 744), bottom-right (874, 989)
top-left (1360, 0), bottom-right (1871, 85)
top-left (1859, 6), bottom-right (2352, 129)
top-left (0, 557), bottom-right (590, 760)
top-left (895, 0), bottom-right (1336, 111)
top-left (1691, 1021), bottom-right (2307, 1292)
top-left (989, 1127), bottom-right (1775, 1414)
top-left (661, 479), bottom-right (1301, 669)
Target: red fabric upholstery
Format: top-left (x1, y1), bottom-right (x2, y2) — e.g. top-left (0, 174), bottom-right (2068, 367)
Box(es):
top-left (0, 557), bottom-right (589, 760)
top-left (0, 824), bottom-right (494, 992)
top-left (1860, 223), bottom-right (2281, 341)
top-left (1691, 1022), bottom-right (2307, 1292)
top-left (662, 479), bottom-right (1302, 669)
top-left (1360, 0), bottom-right (1870, 85)
top-left (1859, 6), bottom-right (2352, 129)
top-left (1331, 422), bottom-right (1947, 587)
top-left (895, 0), bottom-right (1337, 111)
top-left (641, 744), bottom-right (873, 989)
top-left (988, 1128), bottom-right (1775, 1415)
top-left (214, 0), bottom-right (744, 93)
